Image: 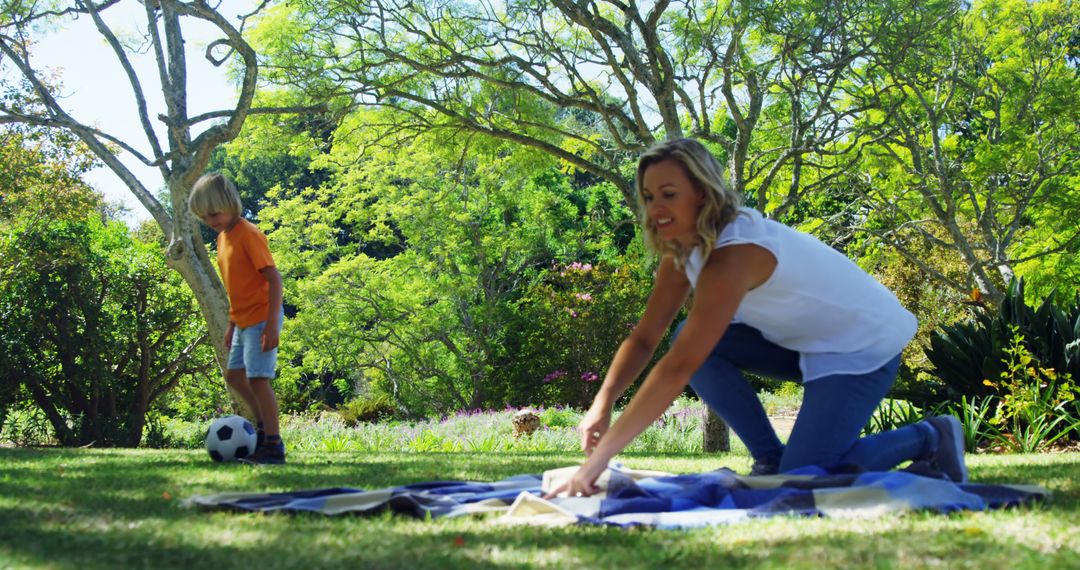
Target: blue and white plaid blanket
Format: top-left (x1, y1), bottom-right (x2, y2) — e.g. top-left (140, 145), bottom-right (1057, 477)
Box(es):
top-left (184, 463), bottom-right (1048, 529)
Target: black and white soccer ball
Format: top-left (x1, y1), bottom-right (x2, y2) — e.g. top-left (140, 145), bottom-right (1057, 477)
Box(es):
top-left (205, 415), bottom-right (257, 462)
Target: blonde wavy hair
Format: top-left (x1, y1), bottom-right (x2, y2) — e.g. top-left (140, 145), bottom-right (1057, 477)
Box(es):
top-left (188, 172), bottom-right (242, 218)
top-left (636, 138), bottom-right (742, 266)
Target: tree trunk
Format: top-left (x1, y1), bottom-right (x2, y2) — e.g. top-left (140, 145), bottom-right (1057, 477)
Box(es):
top-left (702, 404), bottom-right (730, 453)
top-left (164, 204), bottom-right (255, 421)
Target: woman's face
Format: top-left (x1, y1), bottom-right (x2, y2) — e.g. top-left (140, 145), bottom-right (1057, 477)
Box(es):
top-left (641, 158), bottom-right (705, 247)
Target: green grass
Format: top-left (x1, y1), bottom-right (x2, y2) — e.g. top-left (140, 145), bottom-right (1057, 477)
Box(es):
top-left (0, 448), bottom-right (1077, 569)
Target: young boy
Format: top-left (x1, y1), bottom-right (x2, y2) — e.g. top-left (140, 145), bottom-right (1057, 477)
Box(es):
top-left (189, 172), bottom-right (287, 465)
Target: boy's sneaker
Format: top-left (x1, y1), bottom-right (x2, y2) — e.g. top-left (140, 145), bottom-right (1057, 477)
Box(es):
top-left (923, 415), bottom-right (968, 483)
top-left (242, 440), bottom-right (286, 465)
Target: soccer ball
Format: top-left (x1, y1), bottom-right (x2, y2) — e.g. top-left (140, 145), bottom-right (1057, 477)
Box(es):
top-left (205, 415), bottom-right (257, 462)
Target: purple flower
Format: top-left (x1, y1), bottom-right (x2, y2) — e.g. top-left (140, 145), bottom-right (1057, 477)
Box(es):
top-left (580, 372), bottom-right (599, 382)
top-left (543, 370), bottom-right (568, 383)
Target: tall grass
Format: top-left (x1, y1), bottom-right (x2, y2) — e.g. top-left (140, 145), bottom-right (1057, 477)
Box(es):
top-left (154, 396), bottom-right (757, 456)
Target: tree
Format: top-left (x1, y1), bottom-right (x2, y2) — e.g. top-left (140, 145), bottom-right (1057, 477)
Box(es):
top-left (257, 110), bottom-right (650, 414)
top-left (254, 0), bottom-right (931, 215)
top-left (0, 125), bottom-right (100, 432)
top-left (0, 128), bottom-right (213, 445)
top-left (840, 0), bottom-right (1080, 304)
top-left (0, 0), bottom-right (319, 374)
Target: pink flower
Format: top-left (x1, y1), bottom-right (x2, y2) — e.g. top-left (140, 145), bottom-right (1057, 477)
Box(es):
top-left (543, 370), bottom-right (568, 383)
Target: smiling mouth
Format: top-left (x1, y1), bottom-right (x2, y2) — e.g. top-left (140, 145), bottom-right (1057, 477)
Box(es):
top-left (656, 217), bottom-right (673, 227)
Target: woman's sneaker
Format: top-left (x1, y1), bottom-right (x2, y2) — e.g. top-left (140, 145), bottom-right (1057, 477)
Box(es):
top-left (923, 415), bottom-right (968, 483)
top-left (749, 459), bottom-right (779, 476)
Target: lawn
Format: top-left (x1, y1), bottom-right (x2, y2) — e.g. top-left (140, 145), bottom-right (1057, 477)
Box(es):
top-left (0, 448), bottom-right (1077, 569)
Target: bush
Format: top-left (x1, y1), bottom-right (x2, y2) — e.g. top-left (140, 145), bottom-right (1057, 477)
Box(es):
top-left (981, 326), bottom-right (1080, 452)
top-left (336, 393), bottom-right (398, 425)
top-left (504, 258), bottom-right (660, 409)
top-left (925, 281), bottom-right (1079, 404)
top-left (1, 210), bottom-right (213, 447)
top-left (0, 407), bottom-right (55, 447)
top-left (539, 406), bottom-right (580, 429)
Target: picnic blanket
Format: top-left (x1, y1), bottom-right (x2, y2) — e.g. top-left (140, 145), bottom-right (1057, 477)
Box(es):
top-left (184, 463), bottom-right (1049, 529)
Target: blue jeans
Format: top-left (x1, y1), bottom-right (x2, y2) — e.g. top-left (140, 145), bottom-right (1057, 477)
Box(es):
top-left (675, 322), bottom-right (932, 472)
top-left (227, 314), bottom-right (283, 379)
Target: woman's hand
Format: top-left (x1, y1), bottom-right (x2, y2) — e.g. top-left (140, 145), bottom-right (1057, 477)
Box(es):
top-left (224, 323), bottom-right (235, 350)
top-left (542, 456), bottom-right (608, 499)
top-left (578, 403), bottom-right (611, 455)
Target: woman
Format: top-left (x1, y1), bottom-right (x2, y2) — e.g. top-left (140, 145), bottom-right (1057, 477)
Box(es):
top-left (546, 139), bottom-right (966, 499)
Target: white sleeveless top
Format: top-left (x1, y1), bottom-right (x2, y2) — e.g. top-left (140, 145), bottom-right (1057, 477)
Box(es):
top-left (683, 208), bottom-right (917, 381)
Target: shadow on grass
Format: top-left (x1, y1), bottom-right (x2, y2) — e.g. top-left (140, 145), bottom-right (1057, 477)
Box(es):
top-left (2, 504), bottom-right (1076, 570)
top-left (1, 448), bottom-right (1076, 569)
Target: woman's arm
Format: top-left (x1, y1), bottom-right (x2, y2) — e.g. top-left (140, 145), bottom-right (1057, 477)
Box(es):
top-left (577, 256), bottom-right (690, 453)
top-left (548, 243), bottom-right (776, 498)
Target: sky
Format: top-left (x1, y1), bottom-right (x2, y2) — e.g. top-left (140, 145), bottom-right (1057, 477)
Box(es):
top-left (27, 2), bottom-right (253, 226)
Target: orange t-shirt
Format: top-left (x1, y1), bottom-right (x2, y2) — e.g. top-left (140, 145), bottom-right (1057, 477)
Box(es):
top-left (217, 218), bottom-right (276, 328)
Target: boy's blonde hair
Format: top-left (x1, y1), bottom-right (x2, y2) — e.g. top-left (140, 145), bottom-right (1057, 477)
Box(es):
top-left (188, 172), bottom-right (242, 218)
top-left (635, 138), bottom-right (742, 266)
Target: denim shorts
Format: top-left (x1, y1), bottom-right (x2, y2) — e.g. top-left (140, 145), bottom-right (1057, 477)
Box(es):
top-left (227, 314), bottom-right (283, 379)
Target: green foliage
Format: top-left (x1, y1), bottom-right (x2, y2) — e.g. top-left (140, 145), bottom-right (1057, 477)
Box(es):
top-left (862, 399), bottom-right (928, 437)
top-left (538, 407), bottom-right (579, 429)
top-left (0, 146), bottom-right (215, 446)
top-left (759, 382), bottom-right (804, 415)
top-left (156, 397), bottom-right (715, 456)
top-left (982, 326), bottom-right (1080, 452)
top-left (257, 114), bottom-right (644, 415)
top-left (503, 257), bottom-right (657, 409)
top-left (925, 279), bottom-right (1080, 413)
top-left (842, 0), bottom-right (1080, 302)
top-left (0, 406), bottom-right (54, 447)
top-left (946, 395), bottom-right (999, 452)
top-left (336, 393), bottom-right (398, 426)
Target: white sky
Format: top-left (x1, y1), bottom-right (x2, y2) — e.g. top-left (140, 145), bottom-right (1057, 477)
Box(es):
top-left (26, 2), bottom-right (253, 226)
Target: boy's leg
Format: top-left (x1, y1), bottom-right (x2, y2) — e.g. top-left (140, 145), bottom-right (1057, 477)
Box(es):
top-left (240, 317), bottom-right (285, 464)
top-left (225, 330), bottom-right (262, 425)
top-left (779, 355), bottom-right (933, 472)
top-left (245, 378), bottom-right (285, 463)
top-left (677, 322), bottom-right (801, 468)
top-left (249, 378), bottom-right (280, 436)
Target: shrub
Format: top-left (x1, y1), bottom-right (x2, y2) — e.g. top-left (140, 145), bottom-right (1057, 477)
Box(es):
top-left (505, 258), bottom-right (659, 409)
top-left (539, 406), bottom-right (580, 429)
top-left (336, 393), bottom-right (398, 425)
top-left (982, 326), bottom-right (1080, 452)
top-left (924, 279), bottom-right (1080, 443)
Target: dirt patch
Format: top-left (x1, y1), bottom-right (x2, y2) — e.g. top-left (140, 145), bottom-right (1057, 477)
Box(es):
top-left (769, 415), bottom-right (797, 439)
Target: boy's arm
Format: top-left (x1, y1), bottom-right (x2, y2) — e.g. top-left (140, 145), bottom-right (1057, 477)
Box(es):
top-left (259, 266), bottom-right (283, 351)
